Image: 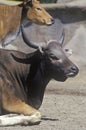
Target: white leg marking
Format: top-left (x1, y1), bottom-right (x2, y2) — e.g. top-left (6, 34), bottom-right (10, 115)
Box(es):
top-left (0, 112), bottom-right (41, 126)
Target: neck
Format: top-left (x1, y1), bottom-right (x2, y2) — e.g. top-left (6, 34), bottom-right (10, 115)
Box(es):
top-left (27, 54), bottom-right (51, 109)
top-left (21, 7), bottom-right (27, 24)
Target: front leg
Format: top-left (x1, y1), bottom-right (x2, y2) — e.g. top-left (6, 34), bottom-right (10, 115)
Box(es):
top-left (0, 80), bottom-right (41, 126)
top-left (0, 113), bottom-right (41, 126)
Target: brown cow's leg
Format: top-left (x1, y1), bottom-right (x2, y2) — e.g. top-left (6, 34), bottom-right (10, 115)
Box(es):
top-left (0, 79), bottom-right (41, 125)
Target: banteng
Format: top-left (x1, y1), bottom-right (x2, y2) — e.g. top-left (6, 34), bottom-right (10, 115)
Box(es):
top-left (0, 26), bottom-right (79, 126)
top-left (0, 0), bottom-right (54, 47)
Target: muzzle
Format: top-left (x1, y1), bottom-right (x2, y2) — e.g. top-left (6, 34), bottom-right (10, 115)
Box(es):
top-left (65, 66), bottom-right (79, 77)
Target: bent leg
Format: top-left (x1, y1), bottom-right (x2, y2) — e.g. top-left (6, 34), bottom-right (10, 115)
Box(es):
top-left (2, 95), bottom-right (38, 115)
top-left (0, 113), bottom-right (41, 126)
top-left (0, 79), bottom-right (41, 126)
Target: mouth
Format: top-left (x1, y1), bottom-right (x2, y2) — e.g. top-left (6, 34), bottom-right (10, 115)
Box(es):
top-left (46, 19), bottom-right (55, 26)
top-left (35, 18), bottom-right (55, 26)
top-left (65, 66), bottom-right (79, 78)
top-left (66, 71), bottom-right (79, 78)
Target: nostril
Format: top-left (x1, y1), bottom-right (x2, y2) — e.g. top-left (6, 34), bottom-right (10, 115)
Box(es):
top-left (66, 66), bottom-right (79, 77)
top-left (71, 66), bottom-right (77, 71)
top-left (71, 66), bottom-right (79, 74)
top-left (51, 18), bottom-right (55, 24)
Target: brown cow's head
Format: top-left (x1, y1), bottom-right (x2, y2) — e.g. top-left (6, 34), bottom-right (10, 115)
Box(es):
top-left (26, 0), bottom-right (54, 25)
top-left (21, 26), bottom-right (79, 82)
top-left (0, 0), bottom-right (54, 25)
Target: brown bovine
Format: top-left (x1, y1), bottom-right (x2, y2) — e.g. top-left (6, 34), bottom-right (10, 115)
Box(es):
top-left (0, 0), bottom-right (54, 47)
top-left (0, 26), bottom-right (79, 126)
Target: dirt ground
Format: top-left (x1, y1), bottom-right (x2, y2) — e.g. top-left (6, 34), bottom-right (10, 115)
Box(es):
top-left (1, 0), bottom-right (86, 130)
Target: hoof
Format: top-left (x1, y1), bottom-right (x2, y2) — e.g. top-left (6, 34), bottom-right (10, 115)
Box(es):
top-left (0, 112), bottom-right (41, 126)
top-left (25, 111), bottom-right (42, 125)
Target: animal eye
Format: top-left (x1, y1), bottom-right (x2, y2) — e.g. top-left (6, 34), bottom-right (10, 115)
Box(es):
top-left (50, 55), bottom-right (58, 60)
top-left (36, 7), bottom-right (41, 11)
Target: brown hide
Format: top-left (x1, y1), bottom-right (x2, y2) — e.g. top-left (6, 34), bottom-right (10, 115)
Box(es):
top-left (0, 0), bottom-right (54, 45)
top-left (0, 5), bottom-right (22, 41)
top-left (27, 0), bottom-right (53, 24)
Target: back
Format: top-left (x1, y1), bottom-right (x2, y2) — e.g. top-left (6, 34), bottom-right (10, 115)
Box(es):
top-left (0, 49), bottom-right (30, 80)
top-left (0, 49), bottom-right (31, 103)
top-left (0, 5), bottom-right (22, 40)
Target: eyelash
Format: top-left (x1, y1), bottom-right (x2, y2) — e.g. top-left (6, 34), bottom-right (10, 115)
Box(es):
top-left (36, 8), bottom-right (41, 11)
top-left (50, 55), bottom-right (59, 60)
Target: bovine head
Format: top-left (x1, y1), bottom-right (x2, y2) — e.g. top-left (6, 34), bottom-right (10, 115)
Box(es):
top-left (22, 26), bottom-right (79, 81)
top-left (42, 41), bottom-right (79, 81)
top-left (0, 0), bottom-right (54, 25)
top-left (26, 0), bottom-right (54, 25)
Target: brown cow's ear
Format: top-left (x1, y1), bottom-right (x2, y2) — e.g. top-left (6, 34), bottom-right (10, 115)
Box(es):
top-left (27, 0), bottom-right (33, 8)
top-left (0, 0), bottom-right (23, 6)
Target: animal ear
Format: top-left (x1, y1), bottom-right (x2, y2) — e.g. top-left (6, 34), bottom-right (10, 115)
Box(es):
top-left (0, 0), bottom-right (23, 6)
top-left (27, 0), bottom-right (33, 8)
top-left (65, 49), bottom-right (72, 57)
top-left (59, 30), bottom-right (65, 46)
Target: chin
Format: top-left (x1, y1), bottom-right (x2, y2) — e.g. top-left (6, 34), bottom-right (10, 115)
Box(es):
top-left (53, 75), bottom-right (67, 82)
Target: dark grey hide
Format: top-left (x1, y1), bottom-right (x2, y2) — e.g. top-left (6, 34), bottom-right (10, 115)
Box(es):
top-left (0, 27), bottom-right (79, 114)
top-left (21, 25), bottom-right (79, 108)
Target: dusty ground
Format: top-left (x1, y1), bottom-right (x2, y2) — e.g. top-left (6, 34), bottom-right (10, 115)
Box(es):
top-left (1, 0), bottom-right (86, 130)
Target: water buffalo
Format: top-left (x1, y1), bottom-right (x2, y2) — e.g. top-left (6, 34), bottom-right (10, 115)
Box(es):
top-left (0, 0), bottom-right (54, 47)
top-left (0, 25), bottom-right (79, 126)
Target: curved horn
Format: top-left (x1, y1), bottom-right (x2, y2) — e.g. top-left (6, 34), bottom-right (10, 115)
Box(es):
top-left (21, 24), bottom-right (39, 49)
top-left (0, 0), bottom-right (23, 6)
top-left (59, 29), bottom-right (65, 46)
